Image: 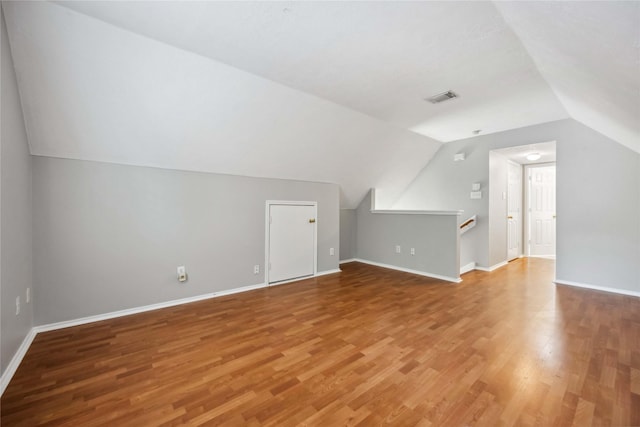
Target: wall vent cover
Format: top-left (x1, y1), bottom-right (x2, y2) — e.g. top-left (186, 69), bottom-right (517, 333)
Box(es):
top-left (426, 90), bottom-right (458, 104)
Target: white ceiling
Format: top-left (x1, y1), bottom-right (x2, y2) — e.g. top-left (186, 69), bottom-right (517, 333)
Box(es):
top-left (496, 1), bottom-right (640, 154)
top-left (53, 1), bottom-right (570, 142)
top-left (493, 141), bottom-right (557, 166)
top-left (2, 1), bottom-right (638, 209)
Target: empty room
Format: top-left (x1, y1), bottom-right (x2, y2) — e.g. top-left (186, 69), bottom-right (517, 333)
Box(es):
top-left (1, 1), bottom-right (639, 426)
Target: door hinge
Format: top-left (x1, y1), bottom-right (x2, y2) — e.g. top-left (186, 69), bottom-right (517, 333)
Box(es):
top-left (269, 262), bottom-right (271, 271)
top-left (269, 216), bottom-right (272, 224)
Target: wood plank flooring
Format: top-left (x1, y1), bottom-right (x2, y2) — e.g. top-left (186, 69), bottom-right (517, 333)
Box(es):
top-left (2, 258), bottom-right (639, 426)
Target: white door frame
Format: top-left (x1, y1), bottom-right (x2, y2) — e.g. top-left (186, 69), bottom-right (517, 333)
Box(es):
top-left (507, 160), bottom-right (523, 261)
top-left (265, 200), bottom-right (318, 285)
top-left (524, 163), bottom-right (556, 257)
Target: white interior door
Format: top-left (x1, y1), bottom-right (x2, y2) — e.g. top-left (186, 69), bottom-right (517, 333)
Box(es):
top-left (527, 165), bottom-right (556, 257)
top-left (507, 161), bottom-right (523, 261)
top-left (268, 203), bottom-right (316, 283)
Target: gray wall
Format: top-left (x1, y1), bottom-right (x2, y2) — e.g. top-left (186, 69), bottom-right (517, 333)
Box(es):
top-left (33, 157), bottom-right (340, 325)
top-left (339, 209), bottom-right (357, 261)
top-left (395, 119), bottom-right (640, 292)
top-left (1, 9), bottom-right (34, 375)
top-left (356, 191), bottom-right (460, 280)
top-left (555, 123), bottom-right (640, 292)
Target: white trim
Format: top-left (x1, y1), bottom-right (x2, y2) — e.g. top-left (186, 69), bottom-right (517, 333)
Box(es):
top-left (268, 276), bottom-right (313, 286)
top-left (554, 279), bottom-right (640, 298)
top-left (266, 269), bottom-right (341, 287)
top-left (314, 269), bottom-right (341, 277)
top-left (368, 188), bottom-right (462, 215)
top-left (353, 258), bottom-right (461, 283)
top-left (265, 200), bottom-right (318, 285)
top-left (35, 282), bottom-right (267, 334)
top-left (528, 255), bottom-right (556, 260)
top-left (506, 159), bottom-right (523, 261)
top-left (339, 258), bottom-right (357, 264)
top-left (0, 328), bottom-right (37, 396)
top-left (371, 209), bottom-right (463, 216)
top-left (475, 261), bottom-right (508, 272)
top-left (460, 262), bottom-right (476, 275)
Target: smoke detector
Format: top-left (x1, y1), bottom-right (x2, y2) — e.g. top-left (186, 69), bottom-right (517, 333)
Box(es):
top-left (426, 90), bottom-right (458, 104)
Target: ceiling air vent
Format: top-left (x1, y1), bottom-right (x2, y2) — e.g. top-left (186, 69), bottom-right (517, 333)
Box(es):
top-left (426, 90), bottom-right (458, 104)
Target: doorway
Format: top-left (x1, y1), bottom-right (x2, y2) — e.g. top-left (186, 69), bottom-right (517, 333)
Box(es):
top-left (525, 164), bottom-right (556, 257)
top-left (491, 141), bottom-right (557, 264)
top-left (265, 201), bottom-right (317, 284)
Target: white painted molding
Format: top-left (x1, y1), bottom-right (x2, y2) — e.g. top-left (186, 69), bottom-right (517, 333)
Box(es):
top-left (368, 189), bottom-right (462, 215)
top-left (460, 262), bottom-right (476, 275)
top-left (370, 209), bottom-right (463, 216)
top-left (34, 282), bottom-right (268, 333)
top-left (475, 261), bottom-right (508, 272)
top-left (339, 258), bottom-right (357, 264)
top-left (353, 258), bottom-right (461, 283)
top-left (268, 269), bottom-right (341, 287)
top-left (0, 328), bottom-right (37, 397)
top-left (314, 269), bottom-right (341, 277)
top-left (554, 279), bottom-right (640, 298)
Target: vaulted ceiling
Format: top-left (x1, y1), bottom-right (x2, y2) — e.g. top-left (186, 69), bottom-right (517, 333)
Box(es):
top-left (2, 1), bottom-right (638, 208)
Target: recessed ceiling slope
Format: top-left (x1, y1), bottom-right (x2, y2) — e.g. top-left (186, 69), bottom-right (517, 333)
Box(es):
top-left (54, 1), bottom-right (569, 141)
top-left (2, 1), bottom-right (441, 209)
top-left (495, 1), bottom-right (640, 153)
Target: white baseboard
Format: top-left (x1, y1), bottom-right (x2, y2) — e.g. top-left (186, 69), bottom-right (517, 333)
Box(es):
top-left (0, 328), bottom-right (37, 396)
top-left (529, 255), bottom-right (556, 260)
top-left (353, 258), bottom-right (461, 283)
top-left (314, 269), bottom-right (341, 277)
top-left (475, 261), bottom-right (508, 272)
top-left (554, 279), bottom-right (640, 298)
top-left (35, 282), bottom-right (268, 334)
top-left (339, 258), bottom-right (357, 264)
top-left (460, 262), bottom-right (476, 275)
top-left (268, 269), bottom-right (342, 286)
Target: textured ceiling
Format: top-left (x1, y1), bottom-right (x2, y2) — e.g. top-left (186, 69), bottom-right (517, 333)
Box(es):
top-left (53, 1), bottom-right (570, 142)
top-left (2, 1), bottom-right (638, 209)
top-left (496, 1), bottom-right (640, 154)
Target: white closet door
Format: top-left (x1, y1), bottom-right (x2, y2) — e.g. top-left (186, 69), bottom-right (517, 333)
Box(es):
top-left (268, 204), bottom-right (316, 283)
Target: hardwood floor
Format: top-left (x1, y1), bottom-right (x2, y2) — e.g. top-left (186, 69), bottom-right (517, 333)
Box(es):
top-left (2, 258), bottom-right (639, 426)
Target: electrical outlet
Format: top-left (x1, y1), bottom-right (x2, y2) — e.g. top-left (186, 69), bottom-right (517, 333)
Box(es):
top-left (329, 248), bottom-right (335, 256)
top-left (16, 296), bottom-right (20, 315)
top-left (177, 266), bottom-right (187, 282)
top-left (26, 287), bottom-right (31, 303)
top-left (395, 245), bottom-right (401, 254)
top-left (254, 265), bottom-right (260, 274)
top-left (410, 248), bottom-right (415, 256)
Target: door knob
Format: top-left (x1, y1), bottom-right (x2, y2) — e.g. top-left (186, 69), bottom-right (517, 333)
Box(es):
top-left (309, 218), bottom-right (316, 223)
top-left (507, 216), bottom-right (513, 219)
